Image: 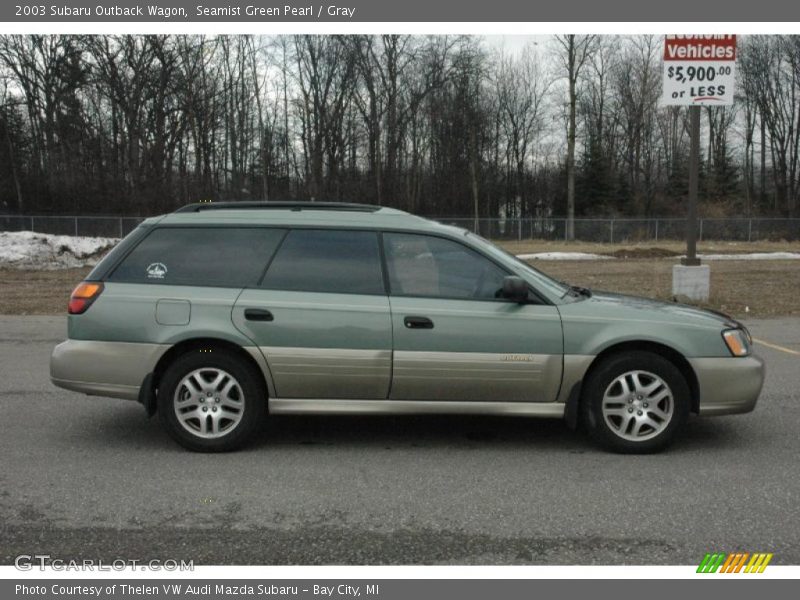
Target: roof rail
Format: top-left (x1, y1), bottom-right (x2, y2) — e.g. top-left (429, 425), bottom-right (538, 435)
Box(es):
top-left (174, 201), bottom-right (381, 214)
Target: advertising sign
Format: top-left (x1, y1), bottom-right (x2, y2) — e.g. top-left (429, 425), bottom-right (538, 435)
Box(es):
top-left (662, 35), bottom-right (737, 105)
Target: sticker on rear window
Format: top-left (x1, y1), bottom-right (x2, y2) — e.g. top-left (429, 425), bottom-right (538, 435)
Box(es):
top-left (146, 262), bottom-right (167, 279)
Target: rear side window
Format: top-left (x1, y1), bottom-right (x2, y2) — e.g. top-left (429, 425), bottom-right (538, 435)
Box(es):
top-left (262, 229), bottom-right (384, 295)
top-left (109, 227), bottom-right (285, 287)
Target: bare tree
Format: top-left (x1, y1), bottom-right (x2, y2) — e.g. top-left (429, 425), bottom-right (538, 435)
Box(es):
top-left (0, 33), bottom-right (795, 226)
top-left (494, 43), bottom-right (551, 219)
top-left (554, 34), bottom-right (597, 239)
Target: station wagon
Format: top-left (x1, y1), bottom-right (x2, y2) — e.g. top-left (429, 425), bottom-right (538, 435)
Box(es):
top-left (50, 202), bottom-right (765, 453)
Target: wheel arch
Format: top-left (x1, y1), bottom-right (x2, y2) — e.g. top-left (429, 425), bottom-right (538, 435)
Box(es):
top-left (564, 340), bottom-right (700, 429)
top-left (148, 337), bottom-right (273, 414)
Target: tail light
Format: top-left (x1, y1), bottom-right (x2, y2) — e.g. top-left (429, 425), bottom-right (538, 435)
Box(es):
top-left (68, 282), bottom-right (104, 315)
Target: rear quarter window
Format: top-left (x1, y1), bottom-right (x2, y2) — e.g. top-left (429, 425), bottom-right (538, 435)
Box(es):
top-left (108, 227), bottom-right (285, 287)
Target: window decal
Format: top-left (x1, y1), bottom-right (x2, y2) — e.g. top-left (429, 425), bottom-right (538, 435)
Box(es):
top-left (146, 262), bottom-right (168, 279)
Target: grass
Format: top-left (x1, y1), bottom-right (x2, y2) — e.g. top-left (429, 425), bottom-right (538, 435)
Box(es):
top-left (1, 240), bottom-right (799, 318)
top-left (500, 239), bottom-right (800, 256)
top-left (527, 258), bottom-right (800, 318)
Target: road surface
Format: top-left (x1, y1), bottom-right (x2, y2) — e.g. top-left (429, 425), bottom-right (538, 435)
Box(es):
top-left (1, 316), bottom-right (798, 565)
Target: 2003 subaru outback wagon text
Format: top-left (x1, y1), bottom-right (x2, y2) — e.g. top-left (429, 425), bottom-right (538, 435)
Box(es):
top-left (50, 202), bottom-right (765, 453)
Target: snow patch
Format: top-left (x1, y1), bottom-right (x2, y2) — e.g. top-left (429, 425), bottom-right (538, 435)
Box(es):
top-left (517, 252), bottom-right (613, 261)
top-left (0, 231), bottom-right (118, 270)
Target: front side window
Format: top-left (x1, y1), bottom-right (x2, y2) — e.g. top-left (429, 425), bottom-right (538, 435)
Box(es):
top-left (109, 227), bottom-right (285, 287)
top-left (383, 233), bottom-right (509, 300)
top-left (262, 229), bottom-right (384, 295)
top-left (466, 232), bottom-right (568, 299)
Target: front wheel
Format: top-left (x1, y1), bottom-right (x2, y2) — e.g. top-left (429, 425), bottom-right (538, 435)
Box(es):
top-left (581, 351), bottom-right (690, 453)
top-left (157, 350), bottom-right (266, 452)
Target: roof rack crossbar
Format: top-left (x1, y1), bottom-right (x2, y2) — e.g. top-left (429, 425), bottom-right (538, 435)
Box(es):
top-left (174, 201), bottom-right (380, 214)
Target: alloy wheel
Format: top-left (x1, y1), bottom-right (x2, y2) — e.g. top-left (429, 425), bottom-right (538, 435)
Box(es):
top-left (173, 368), bottom-right (245, 439)
top-left (601, 370), bottom-right (674, 442)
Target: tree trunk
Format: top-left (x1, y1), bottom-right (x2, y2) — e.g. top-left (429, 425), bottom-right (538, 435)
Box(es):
top-left (566, 48), bottom-right (577, 241)
top-left (760, 113), bottom-right (767, 209)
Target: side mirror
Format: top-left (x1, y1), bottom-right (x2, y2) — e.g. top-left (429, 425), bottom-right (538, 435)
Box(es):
top-left (502, 276), bottom-right (529, 303)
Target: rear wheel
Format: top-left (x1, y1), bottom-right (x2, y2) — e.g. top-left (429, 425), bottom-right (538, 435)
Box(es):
top-left (581, 351), bottom-right (690, 453)
top-left (157, 350), bottom-right (266, 452)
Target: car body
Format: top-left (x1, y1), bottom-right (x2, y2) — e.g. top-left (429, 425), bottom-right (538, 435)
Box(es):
top-left (50, 202), bottom-right (765, 452)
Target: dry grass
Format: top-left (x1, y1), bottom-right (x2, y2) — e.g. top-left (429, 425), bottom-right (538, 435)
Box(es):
top-left (1, 241), bottom-right (799, 318)
top-left (496, 239), bottom-right (800, 318)
top-left (0, 267), bottom-right (91, 315)
top-left (531, 259), bottom-right (800, 318)
top-left (500, 239), bottom-right (800, 256)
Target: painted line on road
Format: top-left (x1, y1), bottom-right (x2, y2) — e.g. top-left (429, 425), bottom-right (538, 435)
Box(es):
top-left (753, 338), bottom-right (800, 356)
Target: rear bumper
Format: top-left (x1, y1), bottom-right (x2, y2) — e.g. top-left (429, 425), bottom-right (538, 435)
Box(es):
top-left (689, 355), bottom-right (765, 416)
top-left (50, 339), bottom-right (168, 401)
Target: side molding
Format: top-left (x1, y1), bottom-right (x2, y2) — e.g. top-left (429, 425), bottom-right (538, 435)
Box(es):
top-left (269, 398), bottom-right (565, 417)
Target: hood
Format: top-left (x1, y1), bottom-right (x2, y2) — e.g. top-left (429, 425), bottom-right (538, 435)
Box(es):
top-left (578, 290), bottom-right (741, 329)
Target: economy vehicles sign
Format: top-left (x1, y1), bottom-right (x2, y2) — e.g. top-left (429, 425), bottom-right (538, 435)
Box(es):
top-left (662, 35), bottom-right (736, 105)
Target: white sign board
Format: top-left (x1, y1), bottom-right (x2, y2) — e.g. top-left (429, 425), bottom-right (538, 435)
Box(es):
top-left (662, 35), bottom-right (736, 106)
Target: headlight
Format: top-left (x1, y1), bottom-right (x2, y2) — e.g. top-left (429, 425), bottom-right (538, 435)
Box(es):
top-left (722, 329), bottom-right (751, 357)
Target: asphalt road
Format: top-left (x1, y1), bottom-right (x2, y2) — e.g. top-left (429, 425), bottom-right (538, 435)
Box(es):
top-left (1, 315), bottom-right (799, 565)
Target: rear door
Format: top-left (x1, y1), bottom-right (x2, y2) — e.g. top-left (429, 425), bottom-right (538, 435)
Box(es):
top-left (383, 232), bottom-right (563, 402)
top-left (232, 229), bottom-right (392, 399)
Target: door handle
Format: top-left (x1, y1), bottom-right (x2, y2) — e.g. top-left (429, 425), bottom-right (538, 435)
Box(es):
top-left (244, 308), bottom-right (274, 322)
top-left (404, 316), bottom-right (434, 329)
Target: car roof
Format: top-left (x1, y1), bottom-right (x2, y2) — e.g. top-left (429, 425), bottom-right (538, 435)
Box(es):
top-left (151, 201), bottom-right (457, 234)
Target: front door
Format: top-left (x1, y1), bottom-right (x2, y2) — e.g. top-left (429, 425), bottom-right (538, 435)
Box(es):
top-left (382, 232), bottom-right (563, 402)
top-left (233, 229), bottom-right (392, 399)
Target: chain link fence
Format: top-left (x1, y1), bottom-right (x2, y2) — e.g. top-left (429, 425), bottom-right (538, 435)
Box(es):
top-left (0, 215), bottom-right (145, 238)
top-left (1, 214), bottom-right (799, 243)
top-left (436, 217), bottom-right (800, 243)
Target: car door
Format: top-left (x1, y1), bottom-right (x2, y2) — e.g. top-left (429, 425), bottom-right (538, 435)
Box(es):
top-left (232, 229), bottom-right (392, 400)
top-left (383, 232), bottom-right (563, 403)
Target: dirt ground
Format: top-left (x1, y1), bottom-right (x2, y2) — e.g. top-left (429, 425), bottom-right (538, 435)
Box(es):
top-left (1, 241), bottom-right (799, 317)
top-left (501, 239), bottom-right (800, 257)
top-left (531, 259), bottom-right (800, 318)
top-left (0, 267), bottom-right (92, 316)
top-left (498, 240), bottom-right (800, 318)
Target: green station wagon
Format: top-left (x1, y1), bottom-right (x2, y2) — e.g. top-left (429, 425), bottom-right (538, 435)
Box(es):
top-left (50, 202), bottom-right (764, 453)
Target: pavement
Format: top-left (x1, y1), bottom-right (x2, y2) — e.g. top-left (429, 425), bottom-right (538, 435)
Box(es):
top-left (1, 315), bottom-right (799, 565)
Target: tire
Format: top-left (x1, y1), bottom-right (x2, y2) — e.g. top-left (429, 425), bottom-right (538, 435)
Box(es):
top-left (157, 349), bottom-right (267, 452)
top-left (581, 351), bottom-right (690, 454)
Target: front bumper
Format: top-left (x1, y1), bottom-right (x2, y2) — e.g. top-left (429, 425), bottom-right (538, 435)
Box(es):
top-left (689, 354), bottom-right (765, 416)
top-left (50, 339), bottom-right (168, 401)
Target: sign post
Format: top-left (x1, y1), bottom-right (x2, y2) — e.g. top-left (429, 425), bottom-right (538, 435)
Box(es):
top-left (662, 35), bottom-right (737, 298)
top-left (685, 105), bottom-right (701, 266)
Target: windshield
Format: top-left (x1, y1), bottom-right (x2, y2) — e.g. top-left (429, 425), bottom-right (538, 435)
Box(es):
top-left (464, 232), bottom-right (570, 299)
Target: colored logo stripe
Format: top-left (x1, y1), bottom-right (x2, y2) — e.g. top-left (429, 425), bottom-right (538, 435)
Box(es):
top-left (721, 553), bottom-right (748, 573)
top-left (697, 552), bottom-right (773, 573)
top-left (697, 553), bottom-right (726, 573)
top-left (745, 553), bottom-right (773, 573)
